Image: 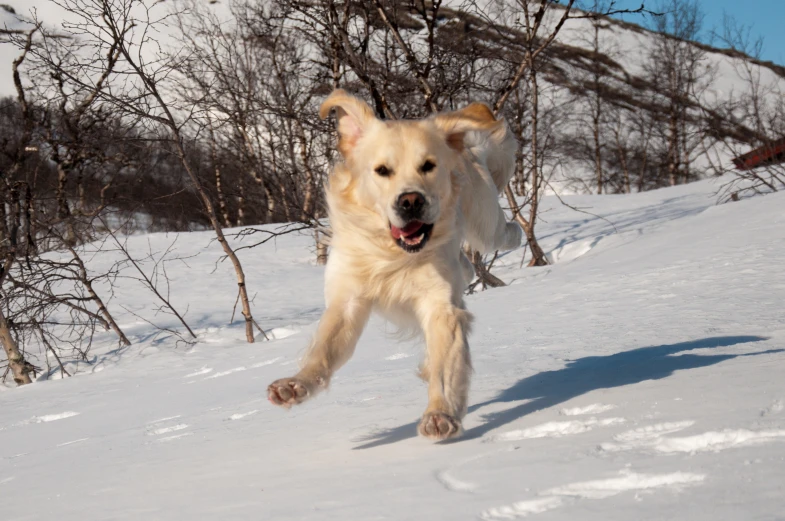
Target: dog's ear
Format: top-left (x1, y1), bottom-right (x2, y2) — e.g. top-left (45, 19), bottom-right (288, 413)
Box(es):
top-left (433, 102), bottom-right (502, 152)
top-left (319, 89), bottom-right (377, 157)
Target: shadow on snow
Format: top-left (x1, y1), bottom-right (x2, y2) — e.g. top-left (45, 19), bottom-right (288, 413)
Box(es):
top-left (353, 335), bottom-right (781, 449)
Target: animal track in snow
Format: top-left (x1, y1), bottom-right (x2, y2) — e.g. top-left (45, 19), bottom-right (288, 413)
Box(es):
top-left (434, 449), bottom-right (513, 493)
top-left (56, 438), bottom-right (89, 447)
top-left (147, 424), bottom-right (189, 436)
top-left (267, 327), bottom-right (298, 340)
top-left (480, 470), bottom-right (705, 519)
top-left (145, 417), bottom-right (192, 442)
top-left (560, 404), bottom-right (617, 416)
top-left (435, 470), bottom-right (477, 493)
top-left (205, 367), bottom-right (247, 379)
top-left (385, 353), bottom-right (412, 361)
top-left (487, 417), bottom-right (625, 442)
top-left (32, 411), bottom-right (80, 423)
top-left (600, 421), bottom-right (695, 452)
top-left (653, 429), bottom-right (785, 453)
top-left (11, 411), bottom-right (81, 427)
top-left (228, 410), bottom-right (258, 421)
top-left (614, 421), bottom-right (696, 442)
top-left (204, 359), bottom-right (282, 380)
top-left (600, 422), bottom-right (785, 454)
top-left (157, 432), bottom-right (192, 442)
top-left (184, 367), bottom-right (212, 378)
top-left (761, 399), bottom-right (783, 417)
top-left (147, 415), bottom-right (182, 425)
top-left (250, 357), bottom-right (283, 368)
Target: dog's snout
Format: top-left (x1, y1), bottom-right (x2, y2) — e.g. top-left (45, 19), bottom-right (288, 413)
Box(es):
top-left (396, 192), bottom-right (426, 219)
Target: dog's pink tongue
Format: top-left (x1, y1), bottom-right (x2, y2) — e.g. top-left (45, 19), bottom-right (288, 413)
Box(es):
top-left (391, 220), bottom-right (423, 240)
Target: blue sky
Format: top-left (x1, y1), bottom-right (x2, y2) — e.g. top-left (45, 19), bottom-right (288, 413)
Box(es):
top-left (606, 0), bottom-right (785, 65)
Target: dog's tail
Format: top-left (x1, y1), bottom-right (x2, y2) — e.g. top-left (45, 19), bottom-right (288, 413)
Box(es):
top-left (464, 117), bottom-right (516, 195)
top-left (459, 111), bottom-right (523, 253)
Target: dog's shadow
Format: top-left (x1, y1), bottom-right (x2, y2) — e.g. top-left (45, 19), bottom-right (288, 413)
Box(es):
top-left (353, 335), bottom-right (781, 449)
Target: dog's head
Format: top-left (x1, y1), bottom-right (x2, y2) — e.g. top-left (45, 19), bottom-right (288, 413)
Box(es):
top-left (320, 89), bottom-right (501, 254)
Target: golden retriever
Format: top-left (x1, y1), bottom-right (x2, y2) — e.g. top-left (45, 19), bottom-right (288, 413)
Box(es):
top-left (267, 90), bottom-right (522, 440)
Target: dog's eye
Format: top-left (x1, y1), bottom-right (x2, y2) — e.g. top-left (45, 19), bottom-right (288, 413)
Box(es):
top-left (374, 165), bottom-right (391, 177)
top-left (421, 160), bottom-right (436, 173)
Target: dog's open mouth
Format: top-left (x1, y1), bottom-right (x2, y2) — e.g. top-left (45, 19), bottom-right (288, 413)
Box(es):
top-left (390, 220), bottom-right (434, 253)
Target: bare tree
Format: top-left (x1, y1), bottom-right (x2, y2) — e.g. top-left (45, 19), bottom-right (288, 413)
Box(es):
top-left (39, 0), bottom-right (264, 342)
top-left (645, 0), bottom-right (713, 187)
top-left (703, 15), bottom-right (785, 201)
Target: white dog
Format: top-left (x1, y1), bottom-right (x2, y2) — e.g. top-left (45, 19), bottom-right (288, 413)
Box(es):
top-left (268, 90), bottom-right (521, 440)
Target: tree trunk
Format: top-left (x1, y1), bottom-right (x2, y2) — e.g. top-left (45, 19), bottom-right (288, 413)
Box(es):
top-left (315, 229), bottom-right (328, 266)
top-left (237, 174), bottom-right (246, 227)
top-left (209, 119), bottom-right (231, 228)
top-left (522, 220), bottom-right (548, 267)
top-left (172, 139), bottom-right (257, 343)
top-left (504, 186), bottom-right (548, 267)
top-left (593, 107), bottom-right (603, 194)
top-left (591, 20), bottom-right (604, 195)
top-left (667, 100), bottom-right (680, 186)
top-left (0, 307), bottom-right (33, 386)
top-left (0, 193), bottom-right (7, 247)
top-left (56, 163), bottom-right (77, 246)
top-left (614, 129), bottom-right (631, 194)
top-left (526, 68), bottom-right (549, 267)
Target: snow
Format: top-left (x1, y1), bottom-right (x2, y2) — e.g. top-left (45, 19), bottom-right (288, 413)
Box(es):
top-left (1, 177), bottom-right (784, 519)
top-left (481, 470), bottom-right (707, 519)
top-left (486, 417), bottom-right (627, 441)
top-left (561, 403), bottom-right (617, 416)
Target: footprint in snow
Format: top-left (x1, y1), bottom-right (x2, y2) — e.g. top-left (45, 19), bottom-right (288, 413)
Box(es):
top-left (56, 438), bottom-right (90, 447)
top-left (146, 424), bottom-right (189, 436)
top-left (203, 358), bottom-right (283, 380)
top-left (600, 421), bottom-right (785, 454)
top-left (486, 417), bottom-right (626, 443)
top-left (250, 357), bottom-right (283, 368)
top-left (385, 353), bottom-right (412, 361)
top-left (147, 415), bottom-right (182, 425)
top-left (435, 470), bottom-right (477, 493)
top-left (480, 470), bottom-right (705, 520)
top-left (760, 399), bottom-right (784, 417)
top-left (184, 367), bottom-right (212, 378)
top-left (205, 367), bottom-right (247, 379)
top-left (560, 403), bottom-right (616, 416)
top-left (144, 416), bottom-right (192, 442)
top-left (266, 327), bottom-right (298, 340)
top-left (227, 410), bottom-right (258, 421)
top-left (12, 411), bottom-right (80, 427)
top-left (434, 448), bottom-right (516, 494)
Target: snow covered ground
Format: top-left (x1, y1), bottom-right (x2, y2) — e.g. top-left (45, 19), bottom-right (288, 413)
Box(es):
top-left (2, 177), bottom-right (785, 520)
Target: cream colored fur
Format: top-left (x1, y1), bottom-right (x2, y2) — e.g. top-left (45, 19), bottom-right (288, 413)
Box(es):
top-left (267, 90), bottom-right (522, 441)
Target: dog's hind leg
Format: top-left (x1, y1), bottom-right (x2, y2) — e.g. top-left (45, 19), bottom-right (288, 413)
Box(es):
top-left (416, 303), bottom-right (473, 440)
top-left (268, 296), bottom-right (371, 408)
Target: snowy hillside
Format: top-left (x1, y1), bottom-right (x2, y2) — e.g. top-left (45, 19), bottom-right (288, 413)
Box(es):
top-left (2, 178), bottom-right (784, 520)
top-left (3, 0), bottom-right (784, 110)
top-left (5, 0), bottom-right (784, 201)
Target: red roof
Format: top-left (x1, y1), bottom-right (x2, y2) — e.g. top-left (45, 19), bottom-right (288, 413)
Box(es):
top-left (732, 137), bottom-right (785, 171)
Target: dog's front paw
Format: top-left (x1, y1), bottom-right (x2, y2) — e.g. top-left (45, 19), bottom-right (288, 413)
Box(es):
top-left (268, 377), bottom-right (311, 408)
top-left (418, 412), bottom-right (462, 441)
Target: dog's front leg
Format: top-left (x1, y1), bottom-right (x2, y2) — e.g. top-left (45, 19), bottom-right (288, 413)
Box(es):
top-left (268, 297), bottom-right (371, 408)
top-left (418, 304), bottom-right (473, 440)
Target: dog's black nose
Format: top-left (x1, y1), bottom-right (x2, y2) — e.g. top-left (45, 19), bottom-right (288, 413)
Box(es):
top-left (397, 192), bottom-right (426, 220)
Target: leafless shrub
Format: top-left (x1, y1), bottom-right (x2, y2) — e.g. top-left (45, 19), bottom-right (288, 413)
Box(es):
top-left (703, 15), bottom-right (785, 202)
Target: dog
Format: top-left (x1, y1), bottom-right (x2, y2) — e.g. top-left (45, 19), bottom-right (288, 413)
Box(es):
top-left (267, 90), bottom-right (522, 440)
